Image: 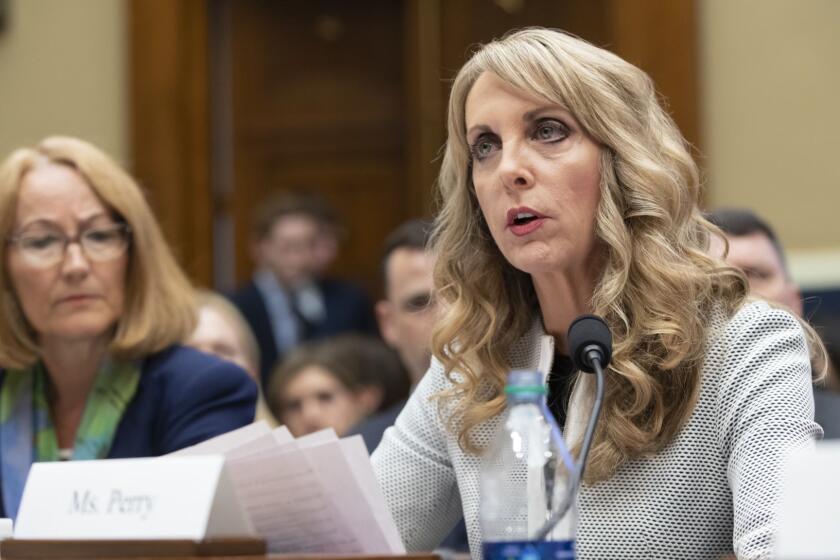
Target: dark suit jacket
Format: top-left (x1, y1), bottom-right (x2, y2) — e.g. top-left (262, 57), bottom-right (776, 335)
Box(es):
top-left (229, 278), bottom-right (378, 386)
top-left (348, 400), bottom-right (405, 453)
top-left (815, 388), bottom-right (840, 439)
top-left (0, 345), bottom-right (257, 518)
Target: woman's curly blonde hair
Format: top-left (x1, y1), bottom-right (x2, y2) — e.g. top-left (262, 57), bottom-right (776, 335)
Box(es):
top-left (431, 28), bottom-right (752, 483)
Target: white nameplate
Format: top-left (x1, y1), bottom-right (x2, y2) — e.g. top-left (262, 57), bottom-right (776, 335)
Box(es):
top-left (14, 455), bottom-right (254, 540)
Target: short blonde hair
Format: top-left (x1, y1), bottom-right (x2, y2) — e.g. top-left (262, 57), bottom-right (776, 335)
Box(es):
top-left (193, 288), bottom-right (260, 376)
top-left (0, 136), bottom-right (196, 367)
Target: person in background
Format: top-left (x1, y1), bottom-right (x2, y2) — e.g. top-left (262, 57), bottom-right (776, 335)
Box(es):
top-left (708, 207), bottom-right (840, 437)
top-left (816, 313), bottom-right (840, 391)
top-left (188, 289), bottom-right (277, 427)
top-left (350, 333), bottom-right (413, 415)
top-left (346, 219), bottom-right (469, 559)
top-left (348, 219), bottom-right (437, 452)
top-left (230, 192), bottom-right (377, 387)
top-left (0, 136), bottom-right (256, 520)
top-left (267, 334), bottom-right (408, 438)
top-left (372, 28), bottom-right (824, 558)
top-left (310, 200), bottom-right (342, 278)
top-left (707, 208), bottom-right (803, 319)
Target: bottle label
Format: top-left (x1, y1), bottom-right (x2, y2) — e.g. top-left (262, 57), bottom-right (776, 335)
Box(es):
top-left (483, 540), bottom-right (575, 560)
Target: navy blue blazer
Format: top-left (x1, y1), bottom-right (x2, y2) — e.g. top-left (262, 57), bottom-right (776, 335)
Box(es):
top-left (0, 345), bottom-right (257, 517)
top-left (347, 399), bottom-right (405, 453)
top-left (230, 278), bottom-right (378, 386)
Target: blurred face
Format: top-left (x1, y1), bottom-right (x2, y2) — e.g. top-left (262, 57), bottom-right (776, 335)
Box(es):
top-left (187, 306), bottom-right (257, 380)
top-left (376, 248), bottom-right (437, 385)
top-left (312, 225), bottom-right (339, 276)
top-left (465, 72), bottom-right (602, 279)
top-left (278, 366), bottom-right (368, 437)
top-left (257, 213), bottom-right (320, 288)
top-left (715, 232), bottom-right (802, 316)
top-left (6, 164), bottom-right (127, 344)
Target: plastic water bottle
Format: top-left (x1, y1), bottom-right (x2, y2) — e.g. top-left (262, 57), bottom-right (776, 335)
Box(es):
top-left (480, 370), bottom-right (577, 560)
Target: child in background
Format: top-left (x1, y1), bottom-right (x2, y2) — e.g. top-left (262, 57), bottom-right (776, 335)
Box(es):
top-left (267, 334), bottom-right (409, 437)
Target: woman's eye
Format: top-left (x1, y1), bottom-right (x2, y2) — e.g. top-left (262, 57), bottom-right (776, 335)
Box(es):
top-left (470, 135), bottom-right (499, 161)
top-left (86, 230), bottom-right (114, 243)
top-left (744, 267), bottom-right (771, 281)
top-left (22, 235), bottom-right (61, 250)
top-left (534, 120), bottom-right (569, 142)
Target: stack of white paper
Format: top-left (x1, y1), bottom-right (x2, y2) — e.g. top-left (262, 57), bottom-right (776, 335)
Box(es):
top-left (173, 422), bottom-right (405, 554)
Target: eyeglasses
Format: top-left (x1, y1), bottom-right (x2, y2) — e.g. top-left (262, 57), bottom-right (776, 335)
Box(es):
top-left (7, 223), bottom-right (131, 268)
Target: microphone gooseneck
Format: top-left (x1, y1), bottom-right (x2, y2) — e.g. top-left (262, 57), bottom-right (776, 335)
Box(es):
top-left (533, 314), bottom-right (612, 541)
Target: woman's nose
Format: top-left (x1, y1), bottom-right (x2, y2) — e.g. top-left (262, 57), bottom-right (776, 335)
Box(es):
top-left (60, 242), bottom-right (91, 277)
top-left (498, 142), bottom-right (535, 190)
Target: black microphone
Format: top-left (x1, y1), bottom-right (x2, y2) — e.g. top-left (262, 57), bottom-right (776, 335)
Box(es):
top-left (568, 314), bottom-right (612, 374)
top-left (534, 314), bottom-right (612, 540)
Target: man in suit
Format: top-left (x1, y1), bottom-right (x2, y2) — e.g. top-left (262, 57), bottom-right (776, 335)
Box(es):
top-left (708, 208), bottom-right (840, 437)
top-left (230, 193), bottom-right (377, 387)
top-left (349, 219), bottom-right (437, 450)
top-left (349, 219), bottom-right (468, 552)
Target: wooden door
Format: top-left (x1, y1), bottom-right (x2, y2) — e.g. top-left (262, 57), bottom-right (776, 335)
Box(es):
top-left (227, 0), bottom-right (409, 296)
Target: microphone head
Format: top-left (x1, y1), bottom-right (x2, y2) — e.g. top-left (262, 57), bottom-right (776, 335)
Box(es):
top-left (567, 314), bottom-right (612, 373)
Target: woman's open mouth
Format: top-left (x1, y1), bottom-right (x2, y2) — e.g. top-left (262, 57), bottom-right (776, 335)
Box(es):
top-left (507, 208), bottom-right (546, 236)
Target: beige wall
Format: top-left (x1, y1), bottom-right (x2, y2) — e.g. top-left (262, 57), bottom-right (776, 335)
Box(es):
top-left (700, 0), bottom-right (840, 288)
top-left (0, 0), bottom-right (126, 165)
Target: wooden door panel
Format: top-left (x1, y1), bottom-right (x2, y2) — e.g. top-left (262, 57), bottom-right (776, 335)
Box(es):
top-left (230, 0), bottom-right (407, 295)
top-left (238, 144), bottom-right (405, 289)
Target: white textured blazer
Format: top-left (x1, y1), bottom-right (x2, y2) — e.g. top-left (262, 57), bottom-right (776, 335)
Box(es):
top-left (372, 301), bottom-right (822, 559)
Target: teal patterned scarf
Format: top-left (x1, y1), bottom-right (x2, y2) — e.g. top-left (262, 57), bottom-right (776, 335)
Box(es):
top-left (0, 360), bottom-right (140, 519)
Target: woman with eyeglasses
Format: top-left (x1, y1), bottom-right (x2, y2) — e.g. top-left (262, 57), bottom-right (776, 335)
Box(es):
top-left (0, 136), bottom-right (257, 520)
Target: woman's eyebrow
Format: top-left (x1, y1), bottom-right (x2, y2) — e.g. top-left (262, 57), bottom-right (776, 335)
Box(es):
top-left (15, 218), bottom-right (61, 231)
top-left (522, 106), bottom-right (569, 122)
top-left (466, 124), bottom-right (491, 139)
top-left (16, 211), bottom-right (110, 232)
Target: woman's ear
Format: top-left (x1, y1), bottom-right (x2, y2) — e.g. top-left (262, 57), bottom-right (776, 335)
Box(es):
top-left (356, 385), bottom-right (384, 415)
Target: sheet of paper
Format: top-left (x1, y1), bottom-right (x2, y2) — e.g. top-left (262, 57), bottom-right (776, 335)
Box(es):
top-left (272, 425), bottom-right (294, 445)
top-left (298, 437), bottom-right (390, 552)
top-left (225, 433), bottom-right (285, 461)
top-left (296, 428), bottom-right (338, 447)
top-left (171, 421), bottom-right (272, 456)
top-left (224, 443), bottom-right (363, 553)
top-left (340, 435), bottom-right (406, 553)
top-left (165, 422), bottom-right (404, 554)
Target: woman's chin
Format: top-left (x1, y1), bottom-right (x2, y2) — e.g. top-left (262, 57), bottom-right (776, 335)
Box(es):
top-left (40, 321), bottom-right (115, 345)
top-left (507, 255), bottom-right (563, 277)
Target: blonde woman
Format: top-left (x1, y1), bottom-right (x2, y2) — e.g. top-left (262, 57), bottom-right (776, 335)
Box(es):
top-left (372, 28), bottom-right (823, 559)
top-left (0, 137), bottom-right (257, 520)
top-left (188, 289), bottom-right (277, 427)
